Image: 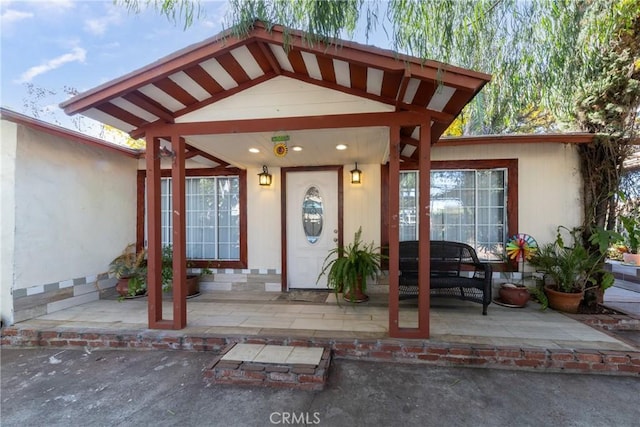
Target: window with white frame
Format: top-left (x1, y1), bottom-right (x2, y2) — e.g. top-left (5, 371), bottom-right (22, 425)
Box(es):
top-left (400, 169), bottom-right (508, 261)
top-left (157, 176), bottom-right (240, 260)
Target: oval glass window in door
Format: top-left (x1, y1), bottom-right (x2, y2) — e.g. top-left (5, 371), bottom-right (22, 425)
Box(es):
top-left (302, 186), bottom-right (323, 244)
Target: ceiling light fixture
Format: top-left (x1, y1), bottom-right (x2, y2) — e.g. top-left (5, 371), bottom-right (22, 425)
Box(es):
top-left (336, 144), bottom-right (348, 150)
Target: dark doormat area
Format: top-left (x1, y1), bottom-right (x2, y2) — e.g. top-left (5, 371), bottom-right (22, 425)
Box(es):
top-left (277, 291), bottom-right (330, 303)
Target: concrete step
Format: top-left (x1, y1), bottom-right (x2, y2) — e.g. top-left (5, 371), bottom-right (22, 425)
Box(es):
top-left (204, 343), bottom-right (331, 390)
top-left (614, 279), bottom-right (640, 294)
top-left (607, 261), bottom-right (640, 284)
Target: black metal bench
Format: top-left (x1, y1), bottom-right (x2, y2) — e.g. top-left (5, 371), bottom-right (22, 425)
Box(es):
top-left (398, 240), bottom-right (492, 315)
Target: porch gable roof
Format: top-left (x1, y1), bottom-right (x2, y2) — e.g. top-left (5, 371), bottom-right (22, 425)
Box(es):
top-left (60, 21), bottom-right (491, 147)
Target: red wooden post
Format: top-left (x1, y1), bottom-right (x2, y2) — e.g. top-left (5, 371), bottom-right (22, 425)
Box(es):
top-left (417, 119), bottom-right (431, 338)
top-left (389, 121), bottom-right (431, 339)
top-left (146, 135), bottom-right (164, 328)
top-left (388, 125), bottom-right (401, 337)
top-left (171, 135), bottom-right (187, 329)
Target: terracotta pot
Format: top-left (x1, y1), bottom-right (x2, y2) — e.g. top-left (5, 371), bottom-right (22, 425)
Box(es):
top-left (116, 277), bottom-right (146, 298)
top-left (186, 275), bottom-right (200, 296)
top-left (343, 278), bottom-right (369, 303)
top-left (115, 278), bottom-right (131, 297)
top-left (499, 285), bottom-right (530, 307)
top-left (544, 285), bottom-right (583, 314)
top-left (165, 275), bottom-right (200, 297)
top-left (623, 253), bottom-right (640, 266)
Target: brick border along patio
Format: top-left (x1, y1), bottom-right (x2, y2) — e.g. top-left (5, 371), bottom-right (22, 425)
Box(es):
top-left (2, 325), bottom-right (638, 377)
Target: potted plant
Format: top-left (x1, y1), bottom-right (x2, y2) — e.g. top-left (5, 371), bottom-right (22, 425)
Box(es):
top-left (528, 226), bottom-right (614, 313)
top-left (160, 245), bottom-right (210, 297)
top-left (317, 227), bottom-right (384, 303)
top-left (619, 214), bottom-right (640, 265)
top-left (109, 244), bottom-right (147, 298)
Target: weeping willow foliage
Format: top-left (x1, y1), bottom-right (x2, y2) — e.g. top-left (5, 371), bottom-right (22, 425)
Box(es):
top-left (117, 0), bottom-right (202, 29)
top-left (221, 0), bottom-right (584, 134)
top-left (118, 0), bottom-right (640, 254)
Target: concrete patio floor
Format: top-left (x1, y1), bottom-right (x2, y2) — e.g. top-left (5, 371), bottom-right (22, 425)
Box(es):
top-left (14, 290), bottom-right (636, 352)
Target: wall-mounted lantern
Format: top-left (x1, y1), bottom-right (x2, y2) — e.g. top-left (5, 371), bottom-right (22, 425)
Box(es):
top-left (258, 165), bottom-right (272, 186)
top-left (350, 162), bottom-right (362, 184)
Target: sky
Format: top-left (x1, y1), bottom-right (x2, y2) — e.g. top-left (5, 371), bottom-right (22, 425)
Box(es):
top-left (0, 0), bottom-right (391, 140)
top-left (0, 0), bottom-right (236, 136)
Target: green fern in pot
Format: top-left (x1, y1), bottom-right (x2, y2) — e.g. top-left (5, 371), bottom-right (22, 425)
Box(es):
top-left (317, 227), bottom-right (384, 303)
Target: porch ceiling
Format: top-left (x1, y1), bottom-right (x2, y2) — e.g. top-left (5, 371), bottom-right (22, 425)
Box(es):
top-left (185, 127), bottom-right (389, 169)
top-left (61, 21), bottom-right (491, 167)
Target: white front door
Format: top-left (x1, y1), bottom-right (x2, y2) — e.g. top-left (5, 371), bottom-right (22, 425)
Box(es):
top-left (286, 170), bottom-right (339, 289)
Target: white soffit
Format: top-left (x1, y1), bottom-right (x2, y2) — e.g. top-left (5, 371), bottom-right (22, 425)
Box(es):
top-left (427, 85), bottom-right (456, 112)
top-left (190, 155), bottom-right (218, 168)
top-left (169, 71), bottom-right (210, 102)
top-left (138, 84), bottom-right (186, 112)
top-left (200, 58), bottom-right (239, 90)
top-left (333, 59), bottom-right (351, 87)
top-left (269, 44), bottom-right (294, 72)
top-left (84, 108), bottom-right (136, 133)
top-left (301, 51), bottom-right (322, 80)
top-left (110, 98), bottom-right (159, 122)
top-left (366, 67), bottom-right (384, 96)
top-left (401, 144), bottom-right (416, 158)
top-left (230, 45), bottom-right (265, 79)
top-left (402, 79), bottom-right (420, 104)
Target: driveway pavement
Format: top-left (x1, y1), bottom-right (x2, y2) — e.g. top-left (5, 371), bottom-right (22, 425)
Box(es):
top-left (1, 348), bottom-right (638, 427)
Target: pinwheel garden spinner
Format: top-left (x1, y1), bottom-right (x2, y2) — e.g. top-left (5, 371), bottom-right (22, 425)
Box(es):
top-left (506, 233), bottom-right (538, 283)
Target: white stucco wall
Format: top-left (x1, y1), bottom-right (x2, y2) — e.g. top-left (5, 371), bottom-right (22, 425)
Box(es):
top-left (1, 120), bottom-right (18, 324)
top-left (12, 126), bottom-right (137, 289)
top-left (178, 76), bottom-right (392, 123)
top-left (343, 163), bottom-right (381, 246)
top-left (245, 164), bottom-right (382, 270)
top-left (247, 165), bottom-right (282, 269)
top-left (432, 142), bottom-right (583, 246)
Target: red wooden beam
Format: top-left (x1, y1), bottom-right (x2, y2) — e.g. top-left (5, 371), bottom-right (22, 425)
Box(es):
top-left (138, 111), bottom-right (426, 138)
top-left (247, 41), bottom-right (276, 74)
top-left (250, 27), bottom-right (490, 89)
top-left (123, 92), bottom-right (175, 123)
top-left (257, 40), bottom-right (282, 74)
top-left (395, 70), bottom-right (411, 108)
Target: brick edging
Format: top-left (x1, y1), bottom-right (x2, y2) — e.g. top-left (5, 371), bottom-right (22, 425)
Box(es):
top-left (566, 313), bottom-right (640, 331)
top-left (2, 326), bottom-right (638, 376)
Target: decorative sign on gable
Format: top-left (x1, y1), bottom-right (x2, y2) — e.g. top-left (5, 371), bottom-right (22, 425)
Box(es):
top-left (272, 135), bottom-right (290, 157)
top-left (271, 135), bottom-right (290, 143)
